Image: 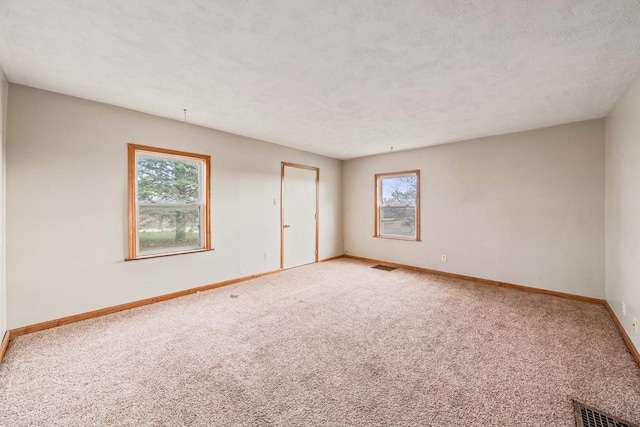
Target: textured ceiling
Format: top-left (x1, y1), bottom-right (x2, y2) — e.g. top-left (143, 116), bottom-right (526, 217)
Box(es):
top-left (1, 1), bottom-right (640, 160)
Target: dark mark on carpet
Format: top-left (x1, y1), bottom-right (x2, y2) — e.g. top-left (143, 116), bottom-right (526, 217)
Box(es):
top-left (372, 265), bottom-right (396, 271)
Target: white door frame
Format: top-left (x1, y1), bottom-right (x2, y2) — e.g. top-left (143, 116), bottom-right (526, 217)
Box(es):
top-left (280, 162), bottom-right (319, 269)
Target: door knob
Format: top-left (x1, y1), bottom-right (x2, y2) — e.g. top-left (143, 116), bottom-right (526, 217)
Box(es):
top-left (283, 224), bottom-right (291, 228)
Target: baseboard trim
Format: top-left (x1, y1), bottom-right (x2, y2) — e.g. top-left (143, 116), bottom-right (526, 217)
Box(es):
top-left (6, 258), bottom-right (342, 341)
top-left (0, 331), bottom-right (9, 364)
top-left (6, 257), bottom-right (639, 370)
top-left (604, 302), bottom-right (640, 368)
top-left (8, 269), bottom-right (282, 339)
top-left (319, 255), bottom-right (346, 262)
top-left (345, 255), bottom-right (605, 305)
top-left (344, 254), bottom-right (640, 369)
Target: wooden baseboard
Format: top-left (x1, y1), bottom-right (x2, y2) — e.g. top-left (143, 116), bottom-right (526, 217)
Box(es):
top-left (319, 255), bottom-right (345, 262)
top-left (6, 258), bottom-right (342, 341)
top-left (604, 302), bottom-right (640, 368)
top-left (344, 254), bottom-right (640, 369)
top-left (8, 269), bottom-right (282, 339)
top-left (344, 255), bottom-right (605, 305)
top-left (5, 256), bottom-right (639, 370)
top-left (0, 331), bottom-right (9, 364)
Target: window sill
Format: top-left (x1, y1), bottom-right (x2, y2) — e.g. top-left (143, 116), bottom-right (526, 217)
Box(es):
top-left (373, 235), bottom-right (422, 242)
top-left (125, 248), bottom-right (214, 261)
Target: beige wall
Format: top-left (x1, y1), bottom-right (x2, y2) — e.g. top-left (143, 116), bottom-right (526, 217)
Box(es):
top-left (344, 120), bottom-right (605, 298)
top-left (5, 84), bottom-right (343, 329)
top-left (0, 67), bottom-right (7, 338)
top-left (606, 72), bottom-right (640, 351)
top-left (3, 82), bottom-right (623, 334)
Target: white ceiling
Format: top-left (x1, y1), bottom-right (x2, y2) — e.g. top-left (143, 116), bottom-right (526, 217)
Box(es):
top-left (1, 1), bottom-right (640, 160)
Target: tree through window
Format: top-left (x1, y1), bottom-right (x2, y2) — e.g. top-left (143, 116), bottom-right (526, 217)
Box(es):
top-left (128, 144), bottom-right (211, 259)
top-left (375, 170), bottom-right (420, 240)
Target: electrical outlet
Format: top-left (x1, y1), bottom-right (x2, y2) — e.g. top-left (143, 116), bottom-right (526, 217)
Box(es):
top-left (441, 255), bottom-right (447, 262)
top-left (264, 252), bottom-right (270, 260)
top-left (633, 318), bottom-right (638, 334)
top-left (622, 302), bottom-right (626, 316)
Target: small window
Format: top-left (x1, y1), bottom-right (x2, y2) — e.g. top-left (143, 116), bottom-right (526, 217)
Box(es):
top-left (128, 144), bottom-right (211, 259)
top-left (375, 170), bottom-right (420, 241)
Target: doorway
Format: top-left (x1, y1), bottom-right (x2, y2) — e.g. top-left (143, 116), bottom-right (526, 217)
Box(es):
top-left (281, 162), bottom-right (319, 269)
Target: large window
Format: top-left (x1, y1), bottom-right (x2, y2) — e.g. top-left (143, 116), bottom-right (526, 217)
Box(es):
top-left (375, 170), bottom-right (420, 241)
top-left (128, 144), bottom-right (211, 259)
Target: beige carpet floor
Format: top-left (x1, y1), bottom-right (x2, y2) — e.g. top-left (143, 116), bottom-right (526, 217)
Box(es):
top-left (1, 259), bottom-right (639, 426)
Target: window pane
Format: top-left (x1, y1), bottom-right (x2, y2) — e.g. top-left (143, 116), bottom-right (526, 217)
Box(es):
top-left (137, 156), bottom-right (201, 204)
top-left (138, 206), bottom-right (201, 254)
top-left (379, 174), bottom-right (418, 238)
top-left (380, 206), bottom-right (416, 237)
top-left (381, 176), bottom-right (416, 207)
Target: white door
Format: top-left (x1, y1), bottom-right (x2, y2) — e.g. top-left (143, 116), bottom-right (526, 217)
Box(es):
top-left (281, 163), bottom-right (318, 269)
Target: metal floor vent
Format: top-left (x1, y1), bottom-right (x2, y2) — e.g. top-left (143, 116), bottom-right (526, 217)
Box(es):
top-left (573, 400), bottom-right (638, 427)
top-left (372, 264), bottom-right (396, 271)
